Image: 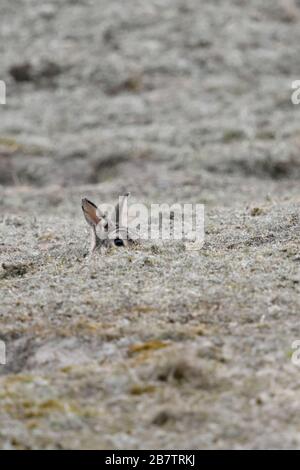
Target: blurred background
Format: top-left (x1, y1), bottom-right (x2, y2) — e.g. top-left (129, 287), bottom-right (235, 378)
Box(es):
top-left (1, 0), bottom-right (300, 207)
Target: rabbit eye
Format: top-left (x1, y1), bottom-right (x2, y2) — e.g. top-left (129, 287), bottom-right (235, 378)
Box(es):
top-left (114, 238), bottom-right (124, 247)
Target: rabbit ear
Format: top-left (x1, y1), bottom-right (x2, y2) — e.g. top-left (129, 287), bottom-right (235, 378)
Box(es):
top-left (82, 198), bottom-right (102, 227)
top-left (115, 192), bottom-right (130, 227)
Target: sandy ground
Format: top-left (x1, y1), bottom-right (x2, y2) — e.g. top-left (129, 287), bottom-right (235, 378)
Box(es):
top-left (1, 0), bottom-right (300, 449)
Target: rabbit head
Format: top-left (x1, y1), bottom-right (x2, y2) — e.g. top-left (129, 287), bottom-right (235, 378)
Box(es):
top-left (82, 193), bottom-right (136, 254)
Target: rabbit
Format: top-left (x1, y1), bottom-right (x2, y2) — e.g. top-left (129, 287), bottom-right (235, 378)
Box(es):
top-left (82, 193), bottom-right (137, 255)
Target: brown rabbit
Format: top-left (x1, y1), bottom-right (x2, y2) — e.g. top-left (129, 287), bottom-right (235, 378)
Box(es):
top-left (82, 193), bottom-right (136, 254)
